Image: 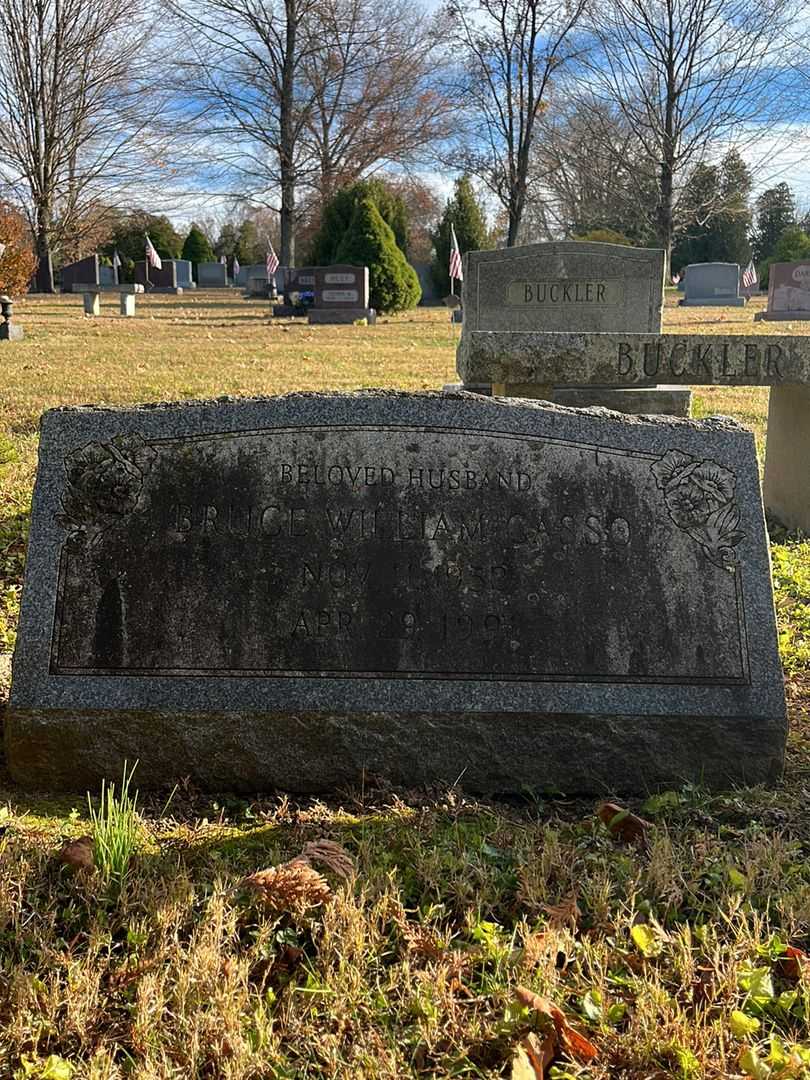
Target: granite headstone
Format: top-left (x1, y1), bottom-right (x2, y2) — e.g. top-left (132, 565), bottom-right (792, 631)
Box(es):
top-left (60, 255), bottom-right (100, 294)
top-left (680, 263), bottom-right (745, 307)
top-left (755, 262), bottom-right (810, 321)
top-left (8, 392), bottom-right (785, 793)
top-left (197, 262), bottom-right (229, 287)
top-left (456, 241), bottom-right (689, 416)
top-left (309, 265), bottom-right (375, 324)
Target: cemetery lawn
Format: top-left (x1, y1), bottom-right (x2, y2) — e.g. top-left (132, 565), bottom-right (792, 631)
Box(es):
top-left (0, 290), bottom-right (808, 1079)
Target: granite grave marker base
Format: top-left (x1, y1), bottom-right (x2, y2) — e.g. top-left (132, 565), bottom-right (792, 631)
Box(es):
top-left (8, 391), bottom-right (785, 794)
top-left (307, 307), bottom-right (376, 325)
top-left (0, 322), bottom-right (24, 342)
top-left (445, 382), bottom-right (692, 417)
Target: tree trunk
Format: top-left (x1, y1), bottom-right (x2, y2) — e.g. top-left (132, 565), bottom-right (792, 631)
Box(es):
top-left (35, 208), bottom-right (55, 293)
top-left (279, 0), bottom-right (297, 266)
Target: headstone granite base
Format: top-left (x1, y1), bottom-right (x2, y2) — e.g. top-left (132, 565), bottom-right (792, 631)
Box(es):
top-left (307, 307), bottom-right (376, 325)
top-left (8, 392), bottom-right (785, 793)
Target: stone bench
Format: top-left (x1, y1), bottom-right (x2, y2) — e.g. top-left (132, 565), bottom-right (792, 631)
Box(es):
top-left (72, 284), bottom-right (145, 317)
top-left (458, 329), bottom-right (810, 534)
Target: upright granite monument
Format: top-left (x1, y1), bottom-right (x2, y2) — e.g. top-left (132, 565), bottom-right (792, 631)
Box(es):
top-left (197, 262), bottom-right (229, 288)
top-left (680, 263), bottom-right (745, 307)
top-left (755, 262), bottom-right (810, 322)
top-left (309, 265), bottom-right (375, 325)
top-left (60, 255), bottom-right (100, 294)
top-left (456, 241), bottom-right (689, 415)
top-left (8, 392), bottom-right (785, 793)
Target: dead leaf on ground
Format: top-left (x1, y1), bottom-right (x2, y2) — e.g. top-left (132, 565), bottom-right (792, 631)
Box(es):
top-left (510, 1031), bottom-right (557, 1079)
top-left (541, 893), bottom-right (581, 930)
top-left (515, 986), bottom-right (598, 1062)
top-left (596, 802), bottom-right (651, 845)
top-left (777, 945), bottom-right (808, 980)
top-left (297, 839), bottom-right (355, 882)
top-left (241, 861), bottom-right (331, 912)
top-left (58, 835), bottom-right (94, 871)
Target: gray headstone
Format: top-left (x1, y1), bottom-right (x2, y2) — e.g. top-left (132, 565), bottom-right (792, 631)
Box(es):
top-left (197, 262), bottom-right (229, 287)
top-left (681, 263), bottom-right (745, 307)
top-left (7, 392), bottom-right (785, 794)
top-left (99, 265), bottom-right (116, 286)
top-left (174, 260), bottom-right (194, 287)
top-left (755, 262), bottom-right (810, 321)
top-left (60, 255), bottom-right (100, 293)
top-left (313, 265), bottom-right (369, 309)
top-left (235, 263), bottom-right (266, 287)
top-left (464, 242), bottom-right (665, 333)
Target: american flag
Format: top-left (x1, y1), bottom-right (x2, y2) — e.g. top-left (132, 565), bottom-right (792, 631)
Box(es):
top-left (233, 256), bottom-right (240, 279)
top-left (449, 224), bottom-right (463, 283)
top-left (266, 245), bottom-right (279, 277)
top-left (742, 260), bottom-right (758, 289)
top-left (671, 273), bottom-right (680, 285)
top-left (112, 250), bottom-right (122, 269)
top-left (220, 254), bottom-right (227, 265)
top-left (145, 235), bottom-right (162, 271)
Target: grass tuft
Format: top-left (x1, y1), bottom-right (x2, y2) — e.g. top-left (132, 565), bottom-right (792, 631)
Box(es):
top-left (86, 760), bottom-right (141, 895)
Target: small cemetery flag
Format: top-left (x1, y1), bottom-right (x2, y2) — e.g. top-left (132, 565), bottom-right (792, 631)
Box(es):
top-left (220, 254), bottom-right (227, 265)
top-left (449, 224), bottom-right (463, 284)
top-left (742, 260), bottom-right (758, 289)
top-left (145, 235), bottom-right (162, 271)
top-left (266, 245), bottom-right (279, 277)
top-left (233, 256), bottom-right (240, 279)
top-left (671, 273), bottom-right (680, 285)
top-left (112, 250), bottom-right (122, 270)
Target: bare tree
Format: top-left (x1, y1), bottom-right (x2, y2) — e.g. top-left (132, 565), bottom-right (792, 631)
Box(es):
top-left (168, 0), bottom-right (323, 266)
top-left (446, 0), bottom-right (587, 246)
top-left (301, 0), bottom-right (452, 201)
top-left (527, 97), bottom-right (658, 241)
top-left (584, 0), bottom-right (800, 271)
top-left (0, 0), bottom-right (172, 290)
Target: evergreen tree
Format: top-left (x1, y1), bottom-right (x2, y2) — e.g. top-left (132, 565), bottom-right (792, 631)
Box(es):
top-left (715, 149), bottom-right (752, 266)
top-left (431, 176), bottom-right (490, 295)
top-left (214, 222), bottom-right (240, 260)
top-left (671, 151), bottom-right (752, 272)
top-left (752, 183), bottom-right (796, 264)
top-left (760, 225), bottom-right (810, 287)
top-left (236, 219), bottom-right (262, 264)
top-left (104, 213), bottom-right (182, 271)
top-left (181, 224), bottom-right (215, 270)
top-left (309, 179), bottom-right (409, 266)
top-left (334, 196), bottom-right (421, 313)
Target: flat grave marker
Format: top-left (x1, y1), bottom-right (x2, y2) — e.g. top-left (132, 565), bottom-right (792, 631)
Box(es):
top-left (8, 392), bottom-right (785, 794)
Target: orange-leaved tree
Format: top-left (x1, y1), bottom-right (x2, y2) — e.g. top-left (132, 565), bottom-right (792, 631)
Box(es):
top-left (0, 202), bottom-right (36, 297)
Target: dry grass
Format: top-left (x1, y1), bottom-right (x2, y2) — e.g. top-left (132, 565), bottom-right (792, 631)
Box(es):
top-left (0, 288), bottom-right (808, 1078)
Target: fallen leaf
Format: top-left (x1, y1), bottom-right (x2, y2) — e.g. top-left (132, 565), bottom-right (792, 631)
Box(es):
top-left (776, 945), bottom-right (807, 981)
top-left (515, 986), bottom-right (598, 1062)
top-left (510, 1031), bottom-right (556, 1079)
top-left (297, 839), bottom-right (355, 882)
top-left (58, 835), bottom-right (94, 871)
top-left (596, 802), bottom-right (651, 844)
top-left (541, 893), bottom-right (580, 929)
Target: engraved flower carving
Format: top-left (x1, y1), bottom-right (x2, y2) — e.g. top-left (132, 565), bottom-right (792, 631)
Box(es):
top-left (59, 433), bottom-right (157, 536)
top-left (651, 448), bottom-right (745, 571)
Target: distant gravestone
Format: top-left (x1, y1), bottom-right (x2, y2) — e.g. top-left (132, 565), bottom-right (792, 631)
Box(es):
top-left (273, 267), bottom-right (316, 316)
top-left (7, 392), bottom-right (785, 794)
top-left (309, 265), bottom-right (375, 324)
top-left (197, 262), bottom-right (229, 287)
top-left (134, 261), bottom-right (181, 294)
top-left (680, 263), bottom-right (745, 307)
top-left (236, 263), bottom-right (266, 287)
top-left (174, 260), bottom-right (195, 289)
top-left (99, 265), bottom-right (116, 287)
top-left (456, 241), bottom-right (689, 415)
top-left (60, 255), bottom-right (100, 294)
top-left (754, 262), bottom-right (810, 321)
